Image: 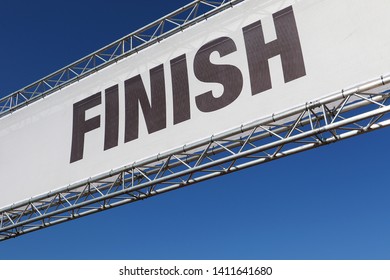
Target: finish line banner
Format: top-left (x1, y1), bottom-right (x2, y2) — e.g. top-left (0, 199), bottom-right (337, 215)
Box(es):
top-left (2, 0), bottom-right (390, 208)
top-left (0, 260), bottom-right (389, 280)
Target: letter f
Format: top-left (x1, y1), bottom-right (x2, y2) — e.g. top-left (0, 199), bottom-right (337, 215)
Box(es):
top-left (70, 92), bottom-right (101, 163)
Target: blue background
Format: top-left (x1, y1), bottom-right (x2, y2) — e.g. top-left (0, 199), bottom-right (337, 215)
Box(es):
top-left (0, 0), bottom-right (389, 259)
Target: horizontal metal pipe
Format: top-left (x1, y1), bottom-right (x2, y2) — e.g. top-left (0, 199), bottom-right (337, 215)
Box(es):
top-left (2, 102), bottom-right (389, 233)
top-left (3, 113), bottom-right (390, 240)
top-left (1, 74), bottom-right (389, 212)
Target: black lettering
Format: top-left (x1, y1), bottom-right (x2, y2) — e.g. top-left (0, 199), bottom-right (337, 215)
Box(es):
top-left (70, 6), bottom-right (307, 164)
top-left (104, 84), bottom-right (119, 150)
top-left (171, 54), bottom-right (191, 124)
top-left (70, 92), bottom-right (101, 163)
top-left (124, 64), bottom-right (166, 142)
top-left (193, 36), bottom-right (243, 112)
top-left (243, 6), bottom-right (306, 95)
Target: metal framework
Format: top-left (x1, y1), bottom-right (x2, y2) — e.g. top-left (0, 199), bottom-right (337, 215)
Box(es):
top-left (1, 74), bottom-right (390, 241)
top-left (0, 0), bottom-right (244, 118)
top-left (1, 0), bottom-right (390, 241)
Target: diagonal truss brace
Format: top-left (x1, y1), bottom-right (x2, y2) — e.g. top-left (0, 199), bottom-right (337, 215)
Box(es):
top-left (1, 75), bottom-right (390, 241)
top-left (0, 0), bottom-right (244, 118)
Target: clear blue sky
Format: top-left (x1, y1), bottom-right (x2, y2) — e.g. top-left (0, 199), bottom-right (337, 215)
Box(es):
top-left (0, 0), bottom-right (390, 260)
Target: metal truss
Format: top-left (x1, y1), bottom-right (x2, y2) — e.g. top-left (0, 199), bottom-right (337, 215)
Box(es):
top-left (0, 0), bottom-right (244, 118)
top-left (1, 75), bottom-right (390, 241)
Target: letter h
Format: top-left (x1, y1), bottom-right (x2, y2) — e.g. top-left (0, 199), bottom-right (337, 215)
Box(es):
top-left (243, 6), bottom-right (306, 95)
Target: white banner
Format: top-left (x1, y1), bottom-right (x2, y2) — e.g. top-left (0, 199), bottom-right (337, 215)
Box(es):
top-left (1, 0), bottom-right (390, 207)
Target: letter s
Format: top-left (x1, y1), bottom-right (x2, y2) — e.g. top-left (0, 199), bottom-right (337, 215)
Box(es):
top-left (194, 36), bottom-right (243, 112)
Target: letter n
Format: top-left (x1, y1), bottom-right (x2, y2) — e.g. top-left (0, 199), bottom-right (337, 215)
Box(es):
top-left (124, 64), bottom-right (166, 142)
